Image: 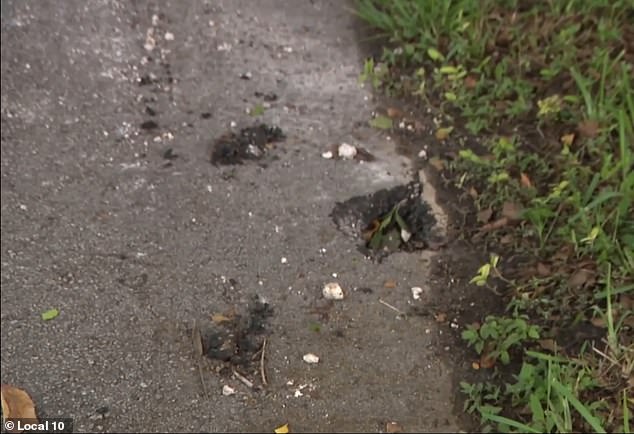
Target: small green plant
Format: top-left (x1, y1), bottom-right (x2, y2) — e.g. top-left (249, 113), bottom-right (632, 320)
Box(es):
top-left (462, 314), bottom-right (540, 365)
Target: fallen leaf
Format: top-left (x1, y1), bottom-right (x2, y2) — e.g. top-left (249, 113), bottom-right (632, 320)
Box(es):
top-left (568, 268), bottom-right (595, 290)
top-left (1, 384), bottom-right (38, 424)
top-left (560, 133), bottom-right (575, 146)
top-left (537, 339), bottom-right (558, 352)
top-left (501, 202), bottom-right (523, 221)
top-left (471, 361), bottom-right (480, 370)
top-left (369, 115), bottom-right (393, 130)
top-left (520, 173), bottom-right (533, 188)
top-left (41, 308), bottom-right (59, 321)
top-left (435, 127), bottom-right (453, 141)
top-left (479, 353), bottom-right (497, 369)
top-left (386, 107), bottom-right (404, 118)
top-left (386, 421), bottom-right (403, 433)
top-left (362, 219), bottom-right (381, 241)
top-left (464, 75), bottom-right (478, 89)
top-left (590, 316), bottom-right (606, 328)
top-left (274, 423), bottom-right (290, 434)
top-left (428, 157), bottom-right (445, 171)
top-left (577, 119), bottom-right (600, 138)
top-left (211, 313), bottom-right (233, 324)
top-left (468, 187), bottom-right (478, 199)
top-left (536, 262), bottom-right (552, 277)
top-left (480, 217), bottom-right (509, 232)
top-left (384, 280), bottom-right (397, 289)
top-left (477, 208), bottom-right (493, 224)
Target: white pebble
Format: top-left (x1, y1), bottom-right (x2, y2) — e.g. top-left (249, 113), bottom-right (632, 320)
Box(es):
top-left (323, 282), bottom-right (344, 300)
top-left (338, 143), bottom-right (357, 160)
top-left (303, 353), bottom-right (319, 364)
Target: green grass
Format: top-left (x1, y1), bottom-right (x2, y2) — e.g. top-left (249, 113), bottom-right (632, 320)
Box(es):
top-left (356, 0), bottom-right (633, 432)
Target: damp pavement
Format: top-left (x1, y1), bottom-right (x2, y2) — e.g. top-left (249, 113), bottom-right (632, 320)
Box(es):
top-left (1, 1), bottom-right (461, 432)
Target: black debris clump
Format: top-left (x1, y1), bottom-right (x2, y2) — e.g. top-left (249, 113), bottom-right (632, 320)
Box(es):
top-left (210, 124), bottom-right (285, 165)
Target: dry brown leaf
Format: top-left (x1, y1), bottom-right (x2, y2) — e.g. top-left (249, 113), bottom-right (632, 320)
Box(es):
top-left (428, 157), bottom-right (446, 171)
top-left (362, 219), bottom-right (381, 241)
top-left (520, 172), bottom-right (533, 188)
top-left (386, 107), bottom-right (404, 118)
top-left (211, 313), bottom-right (233, 324)
top-left (560, 133), bottom-right (575, 146)
top-left (464, 75), bottom-right (478, 89)
top-left (477, 208), bottom-right (493, 224)
top-left (578, 119), bottom-right (600, 138)
top-left (1, 384), bottom-right (38, 424)
top-left (468, 187), bottom-right (479, 199)
top-left (538, 339), bottom-right (558, 352)
top-left (501, 202), bottom-right (523, 221)
top-left (536, 262), bottom-right (552, 277)
top-left (479, 353), bottom-right (497, 369)
top-left (384, 280), bottom-right (397, 289)
top-left (386, 421), bottom-right (403, 433)
top-left (568, 268), bottom-right (595, 289)
top-left (480, 217), bottom-right (509, 232)
top-left (590, 316), bottom-right (606, 328)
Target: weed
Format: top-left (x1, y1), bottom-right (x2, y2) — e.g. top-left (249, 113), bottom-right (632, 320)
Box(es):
top-left (357, 0), bottom-right (633, 431)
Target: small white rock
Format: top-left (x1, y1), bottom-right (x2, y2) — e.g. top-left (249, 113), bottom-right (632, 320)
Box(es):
top-left (303, 353), bottom-right (320, 364)
top-left (222, 385), bottom-right (236, 396)
top-left (411, 287), bottom-right (424, 300)
top-left (281, 257), bottom-right (288, 264)
top-left (337, 143), bottom-right (357, 160)
top-left (323, 282), bottom-right (344, 300)
top-left (321, 151), bottom-right (334, 159)
top-left (400, 228), bottom-right (412, 243)
top-left (418, 149), bottom-right (427, 159)
top-left (164, 32), bottom-right (174, 41)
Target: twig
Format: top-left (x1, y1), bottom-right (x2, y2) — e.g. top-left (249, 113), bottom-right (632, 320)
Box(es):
top-left (197, 361), bottom-right (209, 398)
top-left (379, 298), bottom-right (405, 316)
top-left (191, 320), bottom-right (208, 398)
top-left (260, 338), bottom-right (268, 386)
top-left (232, 368), bottom-right (254, 388)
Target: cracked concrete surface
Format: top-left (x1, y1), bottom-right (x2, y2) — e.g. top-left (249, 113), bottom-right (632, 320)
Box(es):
top-left (1, 1), bottom-right (461, 432)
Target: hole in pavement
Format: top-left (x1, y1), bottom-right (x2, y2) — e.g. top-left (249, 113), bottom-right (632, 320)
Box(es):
top-left (198, 295), bottom-right (273, 379)
top-left (331, 181), bottom-right (437, 259)
top-left (209, 123), bottom-right (285, 165)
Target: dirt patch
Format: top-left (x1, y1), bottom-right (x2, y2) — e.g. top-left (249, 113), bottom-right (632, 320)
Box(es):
top-left (330, 181), bottom-right (443, 260)
top-left (209, 124), bottom-right (285, 166)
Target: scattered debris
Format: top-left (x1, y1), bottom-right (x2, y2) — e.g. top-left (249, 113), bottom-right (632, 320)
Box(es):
top-left (302, 353), bottom-right (320, 364)
top-left (164, 31), bottom-right (174, 41)
top-left (321, 143), bottom-right (375, 162)
top-left (323, 282), bottom-right (344, 300)
top-left (222, 385), bottom-right (236, 396)
top-left (196, 295), bottom-right (273, 388)
top-left (338, 143), bottom-right (357, 160)
top-left (140, 120), bottom-right (159, 131)
top-left (210, 124), bottom-right (285, 165)
top-left (331, 182), bottom-right (437, 258)
top-left (379, 299), bottom-right (405, 316)
top-left (411, 287), bottom-right (424, 300)
top-left (232, 368), bottom-right (254, 388)
top-left (41, 308), bottom-right (59, 321)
